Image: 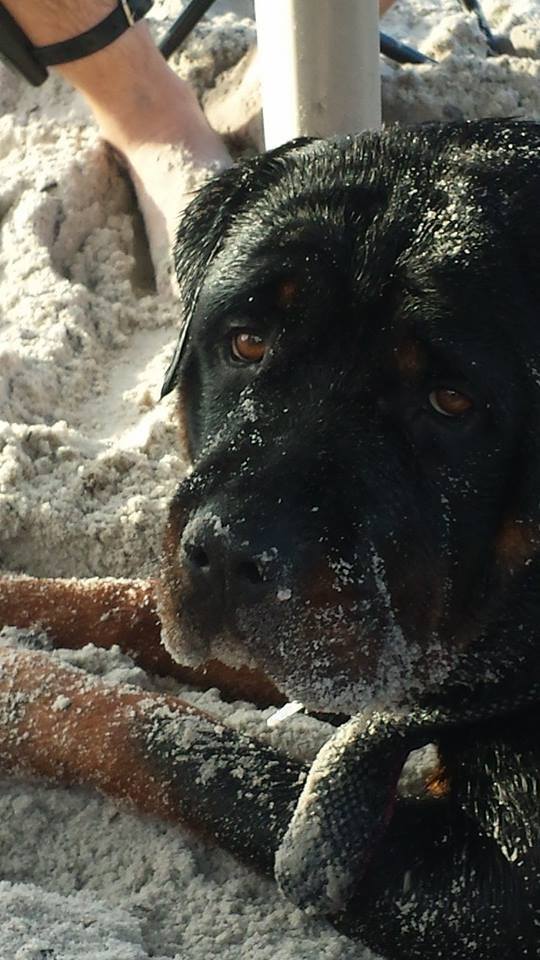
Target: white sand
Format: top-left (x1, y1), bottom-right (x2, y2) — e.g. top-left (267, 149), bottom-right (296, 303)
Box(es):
top-left (0, 0), bottom-right (539, 956)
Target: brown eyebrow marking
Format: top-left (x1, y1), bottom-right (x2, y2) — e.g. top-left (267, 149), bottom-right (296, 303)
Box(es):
top-left (276, 277), bottom-right (300, 309)
top-left (394, 339), bottom-right (427, 381)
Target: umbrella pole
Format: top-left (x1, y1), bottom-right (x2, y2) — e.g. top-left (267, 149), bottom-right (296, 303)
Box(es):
top-left (254, 0), bottom-right (381, 149)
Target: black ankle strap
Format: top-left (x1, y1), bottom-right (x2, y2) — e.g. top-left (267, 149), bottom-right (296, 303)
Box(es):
top-left (0, 3), bottom-right (47, 85)
top-left (34, 0), bottom-right (154, 67)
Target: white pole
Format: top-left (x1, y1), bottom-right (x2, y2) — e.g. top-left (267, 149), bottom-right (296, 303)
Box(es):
top-left (254, 0), bottom-right (381, 150)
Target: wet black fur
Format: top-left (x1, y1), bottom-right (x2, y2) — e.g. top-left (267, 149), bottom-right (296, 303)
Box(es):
top-left (164, 120), bottom-right (540, 959)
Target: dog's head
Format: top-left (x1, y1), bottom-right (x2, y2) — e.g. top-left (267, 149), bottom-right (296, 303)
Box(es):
top-left (159, 120), bottom-right (540, 717)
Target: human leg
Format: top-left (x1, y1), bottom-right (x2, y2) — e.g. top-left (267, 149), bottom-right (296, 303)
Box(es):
top-left (2, 1), bottom-right (230, 285)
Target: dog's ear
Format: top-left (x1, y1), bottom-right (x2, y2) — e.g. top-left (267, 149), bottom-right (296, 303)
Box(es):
top-left (161, 139), bottom-right (316, 398)
top-left (160, 164), bottom-right (249, 398)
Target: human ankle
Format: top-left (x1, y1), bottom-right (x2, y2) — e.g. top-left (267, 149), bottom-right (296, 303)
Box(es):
top-left (90, 71), bottom-right (203, 153)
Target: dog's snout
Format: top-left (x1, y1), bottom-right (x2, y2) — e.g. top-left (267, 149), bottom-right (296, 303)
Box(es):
top-left (181, 520), bottom-right (271, 607)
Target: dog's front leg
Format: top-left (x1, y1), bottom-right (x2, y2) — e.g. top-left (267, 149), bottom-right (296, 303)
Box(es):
top-left (0, 575), bottom-right (284, 705)
top-left (0, 644), bottom-right (302, 866)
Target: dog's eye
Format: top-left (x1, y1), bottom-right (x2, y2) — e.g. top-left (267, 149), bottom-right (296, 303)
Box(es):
top-left (429, 388), bottom-right (473, 418)
top-left (231, 331), bottom-right (267, 364)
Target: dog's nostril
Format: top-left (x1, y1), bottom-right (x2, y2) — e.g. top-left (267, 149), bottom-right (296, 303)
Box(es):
top-left (236, 560), bottom-right (264, 585)
top-left (186, 544), bottom-right (210, 570)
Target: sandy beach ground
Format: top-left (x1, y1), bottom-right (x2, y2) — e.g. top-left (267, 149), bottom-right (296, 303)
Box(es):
top-left (0, 1), bottom-right (539, 957)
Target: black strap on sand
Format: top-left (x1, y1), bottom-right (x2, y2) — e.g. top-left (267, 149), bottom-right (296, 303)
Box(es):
top-left (159, 0), bottom-right (215, 60)
top-left (159, 2), bottom-right (436, 66)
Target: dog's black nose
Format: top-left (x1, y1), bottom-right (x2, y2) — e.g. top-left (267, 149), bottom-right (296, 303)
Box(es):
top-left (181, 520), bottom-right (272, 606)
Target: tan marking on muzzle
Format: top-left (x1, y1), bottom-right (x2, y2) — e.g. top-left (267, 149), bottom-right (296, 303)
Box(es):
top-left (495, 519), bottom-right (539, 573)
top-left (300, 561), bottom-right (360, 609)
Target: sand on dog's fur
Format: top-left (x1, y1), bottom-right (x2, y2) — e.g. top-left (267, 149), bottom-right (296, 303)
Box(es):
top-left (0, 1), bottom-right (539, 957)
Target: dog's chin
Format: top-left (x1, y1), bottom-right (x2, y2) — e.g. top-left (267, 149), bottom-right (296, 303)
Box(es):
top-left (157, 579), bottom-right (457, 716)
top-left (233, 610), bottom-right (455, 716)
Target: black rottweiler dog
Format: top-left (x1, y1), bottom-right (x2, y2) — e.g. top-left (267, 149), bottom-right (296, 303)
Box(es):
top-left (159, 120), bottom-right (540, 959)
